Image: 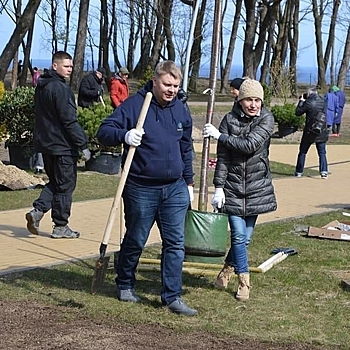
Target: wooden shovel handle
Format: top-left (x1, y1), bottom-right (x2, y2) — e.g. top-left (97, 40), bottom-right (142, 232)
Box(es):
top-left (101, 92), bottom-right (152, 245)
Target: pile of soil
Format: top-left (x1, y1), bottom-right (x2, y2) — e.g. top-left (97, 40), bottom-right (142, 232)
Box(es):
top-left (0, 160), bottom-right (45, 190)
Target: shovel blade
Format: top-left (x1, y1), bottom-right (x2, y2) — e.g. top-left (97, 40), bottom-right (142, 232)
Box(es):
top-left (90, 255), bottom-right (110, 295)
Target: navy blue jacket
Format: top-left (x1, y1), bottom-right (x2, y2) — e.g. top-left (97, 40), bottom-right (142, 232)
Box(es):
top-left (97, 81), bottom-right (194, 187)
top-left (34, 69), bottom-right (88, 156)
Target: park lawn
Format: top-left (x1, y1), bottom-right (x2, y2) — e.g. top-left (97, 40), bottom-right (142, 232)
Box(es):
top-left (0, 209), bottom-right (349, 348)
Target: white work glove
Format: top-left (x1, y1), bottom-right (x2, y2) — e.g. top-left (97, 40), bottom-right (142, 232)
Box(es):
top-left (211, 188), bottom-right (225, 210)
top-left (82, 148), bottom-right (91, 162)
top-left (187, 185), bottom-right (194, 202)
top-left (203, 123), bottom-right (221, 140)
top-left (125, 128), bottom-right (144, 147)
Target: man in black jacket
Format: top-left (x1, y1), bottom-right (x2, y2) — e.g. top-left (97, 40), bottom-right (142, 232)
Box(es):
top-left (26, 51), bottom-right (91, 238)
top-left (78, 66), bottom-right (106, 108)
top-left (294, 87), bottom-right (328, 179)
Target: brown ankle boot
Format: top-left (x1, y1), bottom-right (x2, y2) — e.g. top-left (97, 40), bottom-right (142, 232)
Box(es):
top-left (215, 263), bottom-right (234, 289)
top-left (235, 273), bottom-right (250, 301)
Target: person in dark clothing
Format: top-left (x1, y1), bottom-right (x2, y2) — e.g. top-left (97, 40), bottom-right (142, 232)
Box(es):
top-left (230, 77), bottom-right (244, 101)
top-left (203, 79), bottom-right (277, 302)
top-left (97, 60), bottom-right (197, 316)
top-left (25, 51), bottom-right (91, 238)
top-left (78, 66), bottom-right (106, 108)
top-left (17, 60), bottom-right (23, 78)
top-left (294, 87), bottom-right (328, 179)
top-left (177, 87), bottom-right (196, 160)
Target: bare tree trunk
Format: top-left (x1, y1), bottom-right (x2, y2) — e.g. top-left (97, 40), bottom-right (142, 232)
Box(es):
top-left (11, 0), bottom-right (22, 89)
top-left (133, 0), bottom-right (157, 78)
top-left (70, 0), bottom-right (90, 92)
top-left (312, 0), bottom-right (326, 88)
top-left (188, 0), bottom-right (207, 92)
top-left (19, 15), bottom-right (35, 87)
top-left (163, 0), bottom-right (175, 61)
top-left (260, 2), bottom-right (279, 85)
top-left (242, 0), bottom-right (281, 78)
top-left (220, 0), bottom-right (242, 93)
top-left (288, 0), bottom-right (299, 96)
top-left (100, 0), bottom-right (110, 76)
top-left (63, 0), bottom-right (73, 52)
top-left (323, 0), bottom-right (341, 70)
top-left (126, 0), bottom-right (135, 75)
top-left (337, 23), bottom-right (350, 90)
top-left (150, 0), bottom-right (165, 68)
top-left (0, 0), bottom-right (41, 81)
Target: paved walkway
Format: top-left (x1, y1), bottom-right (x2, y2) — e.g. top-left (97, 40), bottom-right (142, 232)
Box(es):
top-left (1, 144), bottom-right (350, 275)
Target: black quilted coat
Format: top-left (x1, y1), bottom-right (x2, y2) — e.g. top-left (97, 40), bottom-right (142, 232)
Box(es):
top-left (295, 93), bottom-right (328, 143)
top-left (213, 103), bottom-right (277, 216)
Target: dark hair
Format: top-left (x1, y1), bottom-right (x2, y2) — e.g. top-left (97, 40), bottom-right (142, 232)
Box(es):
top-left (52, 51), bottom-right (72, 64)
top-left (177, 88), bottom-right (188, 103)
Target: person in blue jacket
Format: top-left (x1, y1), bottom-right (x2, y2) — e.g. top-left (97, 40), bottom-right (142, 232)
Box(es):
top-left (324, 87), bottom-right (339, 133)
top-left (97, 60), bottom-right (197, 316)
top-left (332, 85), bottom-right (346, 136)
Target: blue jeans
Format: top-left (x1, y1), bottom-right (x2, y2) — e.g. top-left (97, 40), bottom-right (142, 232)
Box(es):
top-left (295, 137), bottom-right (328, 174)
top-left (116, 178), bottom-right (189, 305)
top-left (225, 215), bottom-right (258, 274)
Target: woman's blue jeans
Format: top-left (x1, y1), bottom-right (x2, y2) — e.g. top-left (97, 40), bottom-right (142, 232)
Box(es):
top-left (116, 178), bottom-right (189, 305)
top-left (295, 138), bottom-right (328, 174)
top-left (225, 215), bottom-right (258, 274)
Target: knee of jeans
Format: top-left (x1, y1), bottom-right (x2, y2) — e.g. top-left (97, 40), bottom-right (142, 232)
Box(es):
top-left (231, 232), bottom-right (246, 245)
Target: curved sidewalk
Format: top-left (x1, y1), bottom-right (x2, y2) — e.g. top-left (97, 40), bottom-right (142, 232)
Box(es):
top-left (1, 144), bottom-right (349, 275)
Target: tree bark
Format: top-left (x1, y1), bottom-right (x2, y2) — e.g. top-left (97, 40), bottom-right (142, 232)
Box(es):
top-left (337, 23), bottom-right (350, 90)
top-left (188, 0), bottom-right (207, 92)
top-left (70, 0), bottom-right (90, 92)
top-left (220, 0), bottom-right (242, 93)
top-left (0, 0), bottom-right (41, 82)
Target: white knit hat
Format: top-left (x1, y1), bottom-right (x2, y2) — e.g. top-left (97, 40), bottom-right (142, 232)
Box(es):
top-left (237, 79), bottom-right (264, 102)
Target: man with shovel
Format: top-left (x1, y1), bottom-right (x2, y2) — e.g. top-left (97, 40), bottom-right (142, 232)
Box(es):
top-left (97, 60), bottom-right (197, 316)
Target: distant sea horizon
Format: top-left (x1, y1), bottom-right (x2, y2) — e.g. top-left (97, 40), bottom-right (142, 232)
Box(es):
top-left (29, 58), bottom-right (335, 86)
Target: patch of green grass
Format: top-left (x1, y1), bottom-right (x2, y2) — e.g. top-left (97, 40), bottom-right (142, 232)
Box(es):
top-left (0, 170), bottom-right (120, 211)
top-left (1, 210), bottom-right (350, 348)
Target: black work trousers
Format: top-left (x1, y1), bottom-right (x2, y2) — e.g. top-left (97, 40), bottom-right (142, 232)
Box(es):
top-left (33, 154), bottom-right (78, 226)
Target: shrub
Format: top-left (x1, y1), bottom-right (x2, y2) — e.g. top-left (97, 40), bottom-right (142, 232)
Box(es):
top-left (77, 103), bottom-right (121, 155)
top-left (0, 86), bottom-right (35, 146)
top-left (0, 81), bottom-right (6, 140)
top-left (262, 83), bottom-right (271, 107)
top-left (138, 65), bottom-right (154, 89)
top-left (271, 103), bottom-right (305, 129)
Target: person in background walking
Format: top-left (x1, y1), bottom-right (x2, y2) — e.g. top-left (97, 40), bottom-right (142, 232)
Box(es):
top-left (110, 67), bottom-right (130, 109)
top-left (324, 86), bottom-right (339, 134)
top-left (78, 66), bottom-right (106, 108)
top-left (32, 67), bottom-right (41, 87)
top-left (203, 79), bottom-right (277, 302)
top-left (97, 60), bottom-right (197, 316)
top-left (17, 60), bottom-right (23, 79)
top-left (332, 85), bottom-right (346, 137)
top-left (294, 87), bottom-right (328, 179)
top-left (26, 51), bottom-right (91, 238)
top-left (229, 78), bottom-right (244, 102)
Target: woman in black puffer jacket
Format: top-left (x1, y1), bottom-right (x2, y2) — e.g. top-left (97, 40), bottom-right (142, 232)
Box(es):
top-left (203, 79), bottom-right (277, 302)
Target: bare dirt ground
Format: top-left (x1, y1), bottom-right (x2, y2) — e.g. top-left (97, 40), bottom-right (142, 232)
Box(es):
top-left (0, 299), bottom-right (336, 350)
